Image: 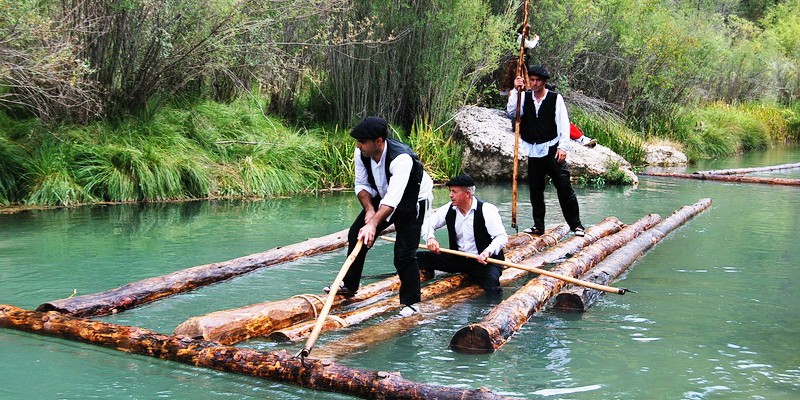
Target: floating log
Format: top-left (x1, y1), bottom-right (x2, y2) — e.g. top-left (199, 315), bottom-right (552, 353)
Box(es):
top-left (640, 171), bottom-right (800, 186)
top-left (449, 214), bottom-right (662, 354)
top-left (311, 219), bottom-right (627, 359)
top-left (0, 305), bottom-right (508, 400)
top-left (266, 225), bottom-right (575, 343)
top-left (37, 228), bottom-right (392, 318)
top-left (553, 198), bottom-right (712, 312)
top-left (694, 162), bottom-right (800, 176)
top-left (174, 272), bottom-right (426, 344)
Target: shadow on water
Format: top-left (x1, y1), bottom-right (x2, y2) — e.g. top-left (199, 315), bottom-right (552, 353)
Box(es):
top-left (1, 146), bottom-right (799, 399)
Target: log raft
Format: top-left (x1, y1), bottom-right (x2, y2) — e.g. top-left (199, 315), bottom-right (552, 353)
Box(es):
top-left (0, 305), bottom-right (509, 400)
top-left (553, 198), bottom-right (713, 312)
top-left (177, 225), bottom-right (574, 344)
top-left (37, 228), bottom-right (364, 317)
top-left (640, 171), bottom-right (800, 186)
top-left (449, 213), bottom-right (663, 354)
top-left (310, 219), bottom-right (628, 358)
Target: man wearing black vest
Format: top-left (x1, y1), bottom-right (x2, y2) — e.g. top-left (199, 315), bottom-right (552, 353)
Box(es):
top-left (418, 174), bottom-right (508, 303)
top-left (506, 65), bottom-right (586, 237)
top-left (327, 117), bottom-right (433, 317)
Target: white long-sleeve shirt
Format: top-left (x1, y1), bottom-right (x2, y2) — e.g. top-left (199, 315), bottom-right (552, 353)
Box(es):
top-left (422, 197), bottom-right (508, 256)
top-left (353, 146), bottom-right (433, 212)
top-left (506, 88), bottom-right (570, 158)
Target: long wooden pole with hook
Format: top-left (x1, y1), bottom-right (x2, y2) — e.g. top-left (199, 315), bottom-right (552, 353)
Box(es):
top-left (380, 236), bottom-right (628, 295)
top-left (511, 0), bottom-right (532, 231)
top-left (297, 239), bottom-right (364, 359)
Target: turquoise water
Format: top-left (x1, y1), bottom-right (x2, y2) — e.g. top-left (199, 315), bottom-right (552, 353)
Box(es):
top-left (1, 146), bottom-right (799, 399)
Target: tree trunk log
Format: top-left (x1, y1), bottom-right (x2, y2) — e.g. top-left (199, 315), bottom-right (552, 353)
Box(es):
top-left (640, 171), bottom-right (800, 186)
top-left (174, 272), bottom-right (425, 344)
top-left (449, 214), bottom-right (662, 354)
top-left (37, 228), bottom-right (350, 317)
top-left (0, 305), bottom-right (508, 400)
top-left (37, 227), bottom-right (395, 318)
top-left (553, 199), bottom-right (712, 312)
top-left (311, 219), bottom-right (627, 359)
top-left (694, 162), bottom-right (800, 176)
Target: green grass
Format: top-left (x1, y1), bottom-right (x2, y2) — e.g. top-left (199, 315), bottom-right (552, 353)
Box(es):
top-left (1, 97), bottom-right (797, 206)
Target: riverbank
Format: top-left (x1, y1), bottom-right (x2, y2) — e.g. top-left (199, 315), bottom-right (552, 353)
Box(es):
top-left (1, 99), bottom-right (797, 208)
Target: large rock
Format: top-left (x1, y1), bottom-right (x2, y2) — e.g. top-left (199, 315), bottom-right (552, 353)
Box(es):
top-left (452, 106), bottom-right (638, 184)
top-left (644, 144), bottom-right (688, 166)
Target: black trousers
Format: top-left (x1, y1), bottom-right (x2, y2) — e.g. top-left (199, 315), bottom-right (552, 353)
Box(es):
top-left (417, 252), bottom-right (503, 303)
top-left (343, 199), bottom-right (426, 306)
top-left (527, 144), bottom-right (582, 231)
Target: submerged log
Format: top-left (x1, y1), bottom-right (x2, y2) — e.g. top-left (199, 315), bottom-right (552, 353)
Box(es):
top-left (694, 162), bottom-right (800, 176)
top-left (553, 198), bottom-right (712, 312)
top-left (37, 228), bottom-right (370, 317)
top-left (449, 214), bottom-right (662, 354)
top-left (0, 305), bottom-right (508, 400)
top-left (640, 171), bottom-right (800, 186)
top-left (311, 219), bottom-right (627, 358)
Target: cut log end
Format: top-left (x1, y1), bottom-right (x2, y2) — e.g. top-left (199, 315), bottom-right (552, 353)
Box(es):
top-left (551, 293), bottom-right (586, 312)
top-left (449, 325), bottom-right (494, 354)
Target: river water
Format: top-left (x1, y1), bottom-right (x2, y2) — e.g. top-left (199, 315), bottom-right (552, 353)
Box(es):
top-left (1, 146), bottom-right (799, 399)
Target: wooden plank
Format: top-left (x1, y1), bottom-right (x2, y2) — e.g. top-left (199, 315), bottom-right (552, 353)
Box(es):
top-left (552, 198), bottom-right (712, 311)
top-left (0, 305), bottom-right (509, 400)
top-left (449, 214), bottom-right (663, 354)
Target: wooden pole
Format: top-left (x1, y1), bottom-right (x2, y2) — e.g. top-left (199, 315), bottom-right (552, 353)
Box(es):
top-left (640, 171), bottom-right (800, 186)
top-left (511, 0), bottom-right (532, 231)
top-left (298, 240), bottom-right (363, 358)
top-left (449, 214), bottom-right (663, 354)
top-left (553, 199), bottom-right (712, 312)
top-left (380, 236), bottom-right (627, 294)
top-left (0, 305), bottom-right (509, 400)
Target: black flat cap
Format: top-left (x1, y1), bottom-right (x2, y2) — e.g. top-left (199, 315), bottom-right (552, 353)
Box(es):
top-left (527, 65), bottom-right (550, 80)
top-left (350, 117), bottom-right (389, 140)
top-left (445, 174), bottom-right (476, 187)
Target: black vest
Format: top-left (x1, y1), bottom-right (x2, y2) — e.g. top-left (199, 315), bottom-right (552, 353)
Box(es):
top-left (361, 139), bottom-right (423, 215)
top-left (520, 90), bottom-right (559, 144)
top-left (445, 198), bottom-right (505, 261)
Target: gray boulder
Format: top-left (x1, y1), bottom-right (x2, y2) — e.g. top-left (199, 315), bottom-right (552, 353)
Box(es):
top-left (644, 144), bottom-right (688, 166)
top-left (451, 105), bottom-right (638, 184)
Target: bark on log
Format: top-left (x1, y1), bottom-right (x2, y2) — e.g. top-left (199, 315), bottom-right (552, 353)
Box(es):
top-left (174, 272), bottom-right (426, 344)
top-left (266, 225), bottom-right (574, 343)
top-left (553, 199), bottom-right (712, 312)
top-left (640, 171), bottom-right (800, 186)
top-left (449, 214), bottom-right (662, 354)
top-left (694, 162), bottom-right (800, 176)
top-left (37, 228), bottom-right (373, 317)
top-left (311, 219), bottom-right (627, 359)
top-left (0, 305), bottom-right (508, 400)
